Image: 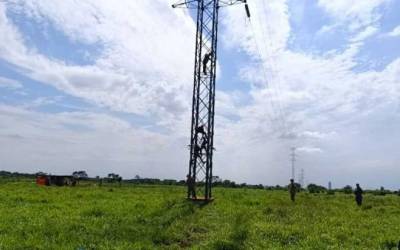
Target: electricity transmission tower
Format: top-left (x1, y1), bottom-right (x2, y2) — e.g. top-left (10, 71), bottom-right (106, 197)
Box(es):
top-left (172, 0), bottom-right (250, 201)
top-left (290, 147), bottom-right (296, 181)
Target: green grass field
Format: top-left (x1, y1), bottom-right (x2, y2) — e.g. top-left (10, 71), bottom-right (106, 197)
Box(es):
top-left (0, 181), bottom-right (399, 249)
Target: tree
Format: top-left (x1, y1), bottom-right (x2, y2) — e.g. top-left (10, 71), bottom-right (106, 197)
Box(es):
top-left (108, 173), bottom-right (116, 179)
top-left (342, 185), bottom-right (353, 194)
top-left (212, 176), bottom-right (221, 183)
top-left (36, 171), bottom-right (47, 176)
top-left (72, 171), bottom-right (88, 179)
top-left (307, 183), bottom-right (326, 193)
top-left (107, 173), bottom-right (122, 184)
top-left (293, 182), bottom-right (302, 192)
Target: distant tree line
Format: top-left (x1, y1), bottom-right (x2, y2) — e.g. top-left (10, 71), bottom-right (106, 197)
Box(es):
top-left (0, 170), bottom-right (399, 195)
top-left (0, 171), bottom-right (36, 179)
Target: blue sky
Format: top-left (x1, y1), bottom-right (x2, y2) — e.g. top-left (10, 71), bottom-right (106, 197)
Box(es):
top-left (0, 0), bottom-right (399, 189)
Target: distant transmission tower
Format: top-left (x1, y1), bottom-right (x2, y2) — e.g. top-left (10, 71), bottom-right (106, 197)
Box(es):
top-left (290, 147), bottom-right (296, 180)
top-left (172, 0), bottom-right (250, 201)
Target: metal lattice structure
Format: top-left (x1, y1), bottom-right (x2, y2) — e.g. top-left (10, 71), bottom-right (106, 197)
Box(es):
top-left (173, 0), bottom-right (249, 201)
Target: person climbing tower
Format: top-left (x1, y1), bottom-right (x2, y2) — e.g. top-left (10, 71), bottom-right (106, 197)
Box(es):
top-left (196, 125), bottom-right (207, 136)
top-left (200, 135), bottom-right (208, 152)
top-left (193, 144), bottom-right (204, 163)
top-left (202, 52), bottom-right (212, 75)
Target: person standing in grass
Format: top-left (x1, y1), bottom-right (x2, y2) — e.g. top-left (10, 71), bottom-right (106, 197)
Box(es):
top-left (187, 174), bottom-right (196, 199)
top-left (288, 179), bottom-right (296, 202)
top-left (354, 183), bottom-right (363, 206)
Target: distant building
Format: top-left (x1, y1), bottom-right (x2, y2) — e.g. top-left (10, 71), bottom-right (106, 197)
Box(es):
top-left (36, 174), bottom-right (49, 186)
top-left (328, 181), bottom-right (332, 190)
top-left (36, 174), bottom-right (75, 186)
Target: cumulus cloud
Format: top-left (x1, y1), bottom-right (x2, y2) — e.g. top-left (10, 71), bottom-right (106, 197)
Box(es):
top-left (350, 26), bottom-right (378, 42)
top-left (0, 0), bottom-right (399, 189)
top-left (297, 146), bottom-right (323, 153)
top-left (216, 0), bottom-right (400, 188)
top-left (0, 1), bottom-right (195, 129)
top-left (0, 104), bottom-right (187, 178)
top-left (299, 131), bottom-right (336, 140)
top-left (317, 0), bottom-right (390, 30)
top-left (0, 76), bottom-right (22, 89)
top-left (386, 25), bottom-right (400, 37)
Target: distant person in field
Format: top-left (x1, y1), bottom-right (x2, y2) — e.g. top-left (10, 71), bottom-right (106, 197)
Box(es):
top-left (202, 52), bottom-right (212, 75)
top-left (354, 183), bottom-right (363, 206)
top-left (187, 174), bottom-right (196, 199)
top-left (288, 179), bottom-right (296, 202)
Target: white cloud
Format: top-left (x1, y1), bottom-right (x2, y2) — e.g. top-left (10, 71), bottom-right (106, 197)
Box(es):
top-left (299, 131), bottom-right (336, 140)
top-left (0, 76), bottom-right (22, 89)
top-left (297, 146), bottom-right (323, 153)
top-left (1, 1), bottom-right (400, 189)
top-left (350, 26), bottom-right (378, 42)
top-left (0, 104), bottom-right (187, 178)
top-left (0, 1), bottom-right (196, 130)
top-left (222, 0), bottom-right (290, 58)
top-left (386, 25), bottom-right (400, 37)
top-left (317, 0), bottom-right (389, 30)
top-left (217, 0), bottom-right (400, 188)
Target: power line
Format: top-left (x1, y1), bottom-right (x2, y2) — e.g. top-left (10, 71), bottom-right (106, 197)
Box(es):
top-left (246, 1), bottom-right (294, 139)
top-left (246, 13), bottom-right (290, 137)
top-left (259, 0), bottom-right (293, 138)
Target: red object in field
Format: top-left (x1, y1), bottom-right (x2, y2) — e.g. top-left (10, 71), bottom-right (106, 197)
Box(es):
top-left (36, 176), bottom-right (49, 186)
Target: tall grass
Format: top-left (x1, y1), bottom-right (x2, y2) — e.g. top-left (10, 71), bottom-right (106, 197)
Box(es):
top-left (0, 182), bottom-right (399, 249)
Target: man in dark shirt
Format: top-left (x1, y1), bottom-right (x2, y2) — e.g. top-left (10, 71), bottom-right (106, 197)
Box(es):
top-left (354, 183), bottom-right (363, 206)
top-left (202, 52), bottom-right (212, 75)
top-left (187, 174), bottom-right (196, 199)
top-left (288, 179), bottom-right (296, 202)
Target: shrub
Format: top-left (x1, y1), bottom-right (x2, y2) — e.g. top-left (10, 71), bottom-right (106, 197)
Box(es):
top-left (327, 190), bottom-right (335, 195)
top-left (307, 183), bottom-right (327, 193)
top-left (342, 185), bottom-right (353, 194)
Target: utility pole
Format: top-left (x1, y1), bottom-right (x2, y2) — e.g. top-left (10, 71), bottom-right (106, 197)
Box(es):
top-left (290, 147), bottom-right (296, 181)
top-left (172, 0), bottom-right (250, 201)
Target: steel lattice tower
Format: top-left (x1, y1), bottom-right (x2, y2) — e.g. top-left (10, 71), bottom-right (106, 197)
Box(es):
top-left (173, 0), bottom-right (249, 201)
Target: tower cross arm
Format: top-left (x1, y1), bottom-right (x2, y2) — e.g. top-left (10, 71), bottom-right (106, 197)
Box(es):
top-left (171, 0), bottom-right (198, 9)
top-left (172, 0), bottom-right (247, 9)
top-left (219, 0), bottom-right (247, 7)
